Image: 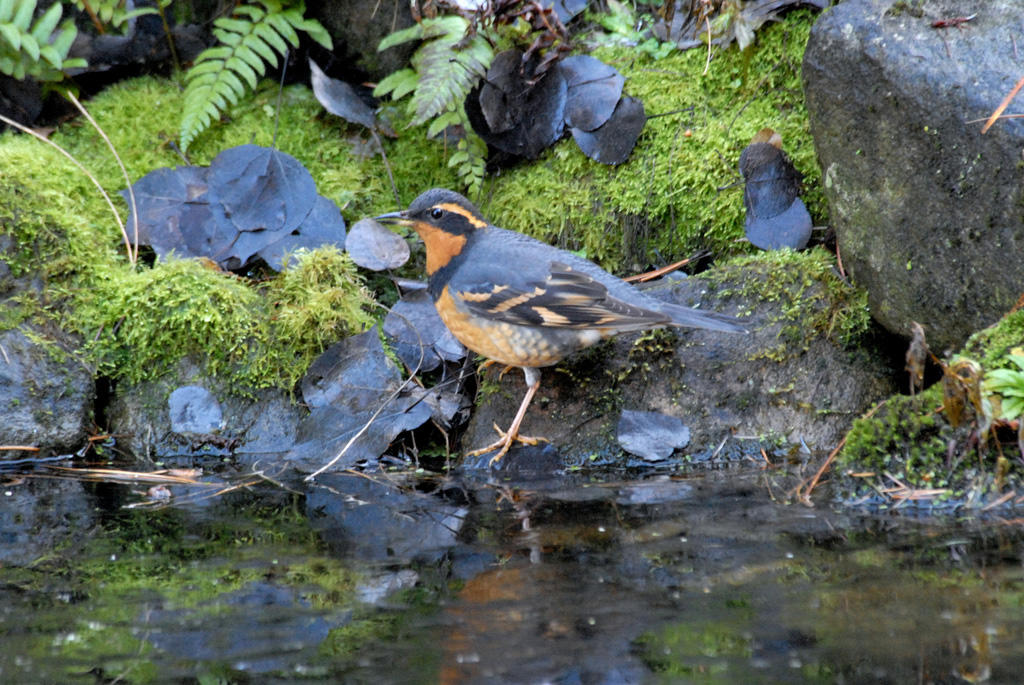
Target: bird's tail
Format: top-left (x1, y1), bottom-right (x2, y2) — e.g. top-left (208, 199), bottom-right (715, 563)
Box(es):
top-left (659, 302), bottom-right (748, 333)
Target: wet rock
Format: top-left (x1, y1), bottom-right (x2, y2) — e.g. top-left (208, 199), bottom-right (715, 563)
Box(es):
top-left (803, 0), bottom-right (1024, 350)
top-left (0, 476), bottom-right (97, 566)
top-left (168, 385), bottom-right (224, 435)
top-left (106, 356), bottom-right (303, 467)
top-left (462, 254), bottom-right (896, 463)
top-left (306, 473), bottom-right (468, 563)
top-left (0, 326), bottom-right (94, 456)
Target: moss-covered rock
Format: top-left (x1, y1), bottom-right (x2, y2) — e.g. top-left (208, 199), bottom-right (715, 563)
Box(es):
top-left (837, 309), bottom-right (1024, 510)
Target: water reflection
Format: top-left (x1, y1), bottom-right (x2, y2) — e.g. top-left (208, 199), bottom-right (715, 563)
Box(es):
top-left (2, 466), bottom-right (1024, 682)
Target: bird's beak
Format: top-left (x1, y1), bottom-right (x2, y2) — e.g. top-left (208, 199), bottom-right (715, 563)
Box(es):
top-left (374, 210), bottom-right (411, 227)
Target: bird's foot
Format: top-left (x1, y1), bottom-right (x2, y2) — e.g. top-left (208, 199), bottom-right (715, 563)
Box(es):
top-left (479, 360), bottom-right (517, 381)
top-left (466, 423), bottom-right (549, 466)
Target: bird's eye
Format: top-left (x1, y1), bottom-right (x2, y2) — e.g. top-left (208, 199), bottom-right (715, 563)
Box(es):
top-left (430, 207), bottom-right (444, 220)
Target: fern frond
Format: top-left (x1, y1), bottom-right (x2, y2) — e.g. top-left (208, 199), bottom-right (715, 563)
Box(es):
top-left (406, 18), bottom-right (492, 126)
top-left (180, 0), bottom-right (333, 152)
top-left (0, 1), bottom-right (85, 82)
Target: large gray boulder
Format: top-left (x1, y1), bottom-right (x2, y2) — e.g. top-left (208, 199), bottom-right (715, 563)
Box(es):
top-left (802, 1), bottom-right (1024, 351)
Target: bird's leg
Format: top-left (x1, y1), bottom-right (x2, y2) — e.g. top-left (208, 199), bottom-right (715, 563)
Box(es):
top-left (465, 367), bottom-right (548, 465)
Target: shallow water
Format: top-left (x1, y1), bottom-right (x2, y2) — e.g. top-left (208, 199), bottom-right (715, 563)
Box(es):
top-left (2, 463), bottom-right (1023, 683)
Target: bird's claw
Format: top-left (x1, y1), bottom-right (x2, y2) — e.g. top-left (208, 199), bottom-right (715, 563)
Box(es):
top-left (466, 422), bottom-right (549, 466)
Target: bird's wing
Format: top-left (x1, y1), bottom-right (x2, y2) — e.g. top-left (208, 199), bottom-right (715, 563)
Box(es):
top-left (450, 261), bottom-right (668, 330)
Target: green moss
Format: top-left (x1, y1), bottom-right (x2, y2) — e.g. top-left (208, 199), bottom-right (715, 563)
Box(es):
top-left (839, 387), bottom-right (951, 486)
top-left (263, 246), bottom-right (377, 384)
top-left (961, 308), bottom-right (1024, 371)
top-left (67, 249), bottom-right (375, 391)
top-left (475, 10), bottom-right (820, 273)
top-left (704, 248), bottom-right (871, 359)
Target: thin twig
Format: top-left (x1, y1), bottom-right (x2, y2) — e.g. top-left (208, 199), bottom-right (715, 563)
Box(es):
top-left (982, 74), bottom-right (1024, 134)
top-left (65, 91), bottom-right (138, 264)
top-left (373, 129), bottom-right (401, 207)
top-left (0, 111), bottom-right (133, 264)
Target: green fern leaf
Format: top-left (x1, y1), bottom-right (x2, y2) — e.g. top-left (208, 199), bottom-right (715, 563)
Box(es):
top-left (240, 33), bottom-right (278, 69)
top-left (0, 1), bottom-right (82, 82)
top-left (0, 23), bottom-right (19, 51)
top-left (11, 0), bottom-right (32, 29)
top-left (420, 16), bottom-right (470, 41)
top-left (20, 32), bottom-right (37, 61)
top-left (265, 12), bottom-right (300, 47)
top-left (378, 22), bottom-right (425, 52)
top-left (410, 34), bottom-right (489, 125)
top-left (31, 2), bottom-right (61, 42)
top-left (373, 68), bottom-right (417, 99)
top-left (180, 0), bottom-right (331, 151)
top-left (227, 54), bottom-right (259, 88)
top-left (51, 19), bottom-right (79, 55)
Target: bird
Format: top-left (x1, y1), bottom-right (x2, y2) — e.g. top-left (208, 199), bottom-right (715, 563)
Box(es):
top-left (375, 188), bottom-right (746, 465)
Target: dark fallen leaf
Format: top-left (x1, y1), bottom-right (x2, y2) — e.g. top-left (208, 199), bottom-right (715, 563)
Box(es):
top-left (570, 95), bottom-right (646, 165)
top-left (544, 0), bottom-right (589, 23)
top-left (346, 217), bottom-right (410, 271)
top-left (123, 165), bottom-right (236, 261)
top-left (288, 327), bottom-right (436, 473)
top-left (468, 49), bottom-right (568, 160)
top-left (383, 289), bottom-right (466, 372)
top-left (559, 55), bottom-right (625, 131)
top-left (739, 130), bottom-right (812, 250)
top-left (257, 195), bottom-right (348, 271)
top-left (127, 144), bottom-right (346, 271)
top-left (478, 49), bottom-right (525, 134)
top-left (617, 409), bottom-right (690, 461)
top-left (286, 389), bottom-right (432, 472)
top-left (301, 327), bottom-right (400, 410)
top-left (309, 58), bottom-right (377, 130)
top-left (208, 144), bottom-right (318, 243)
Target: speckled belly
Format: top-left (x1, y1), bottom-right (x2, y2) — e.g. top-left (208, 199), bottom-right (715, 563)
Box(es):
top-left (436, 287), bottom-right (604, 368)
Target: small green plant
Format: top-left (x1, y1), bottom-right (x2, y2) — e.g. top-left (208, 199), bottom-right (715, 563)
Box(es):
top-left (71, 0), bottom-right (160, 33)
top-left (589, 1), bottom-right (676, 60)
top-left (985, 351), bottom-right (1024, 421)
top-left (0, 0), bottom-right (85, 81)
top-left (374, 15), bottom-right (493, 195)
top-left (180, 0), bottom-right (332, 152)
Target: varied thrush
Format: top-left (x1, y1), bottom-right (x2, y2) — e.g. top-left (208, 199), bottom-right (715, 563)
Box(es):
top-left (376, 188), bottom-right (745, 465)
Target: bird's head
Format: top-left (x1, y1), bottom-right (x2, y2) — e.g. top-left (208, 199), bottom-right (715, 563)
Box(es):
top-left (375, 188), bottom-right (486, 275)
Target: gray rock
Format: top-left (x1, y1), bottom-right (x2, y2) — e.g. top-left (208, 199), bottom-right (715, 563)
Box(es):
top-left (168, 385), bottom-right (223, 435)
top-left (803, 0), bottom-right (1024, 350)
top-left (617, 410), bottom-right (690, 461)
top-left (308, 0), bottom-right (416, 81)
top-left (106, 356), bottom-right (303, 467)
top-left (0, 326), bottom-right (94, 455)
